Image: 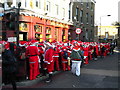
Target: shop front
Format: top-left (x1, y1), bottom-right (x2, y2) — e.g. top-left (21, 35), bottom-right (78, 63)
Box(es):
top-left (19, 14), bottom-right (69, 42)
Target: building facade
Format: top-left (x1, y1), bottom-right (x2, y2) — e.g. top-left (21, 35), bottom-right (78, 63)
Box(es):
top-left (69, 0), bottom-right (95, 42)
top-left (0, 0), bottom-right (4, 41)
top-left (97, 26), bottom-right (118, 43)
top-left (2, 0), bottom-right (72, 42)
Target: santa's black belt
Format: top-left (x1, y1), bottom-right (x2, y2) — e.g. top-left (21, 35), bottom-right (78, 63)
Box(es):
top-left (28, 55), bottom-right (37, 56)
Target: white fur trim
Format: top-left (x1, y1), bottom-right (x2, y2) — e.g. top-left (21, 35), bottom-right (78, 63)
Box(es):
top-left (73, 48), bottom-right (80, 51)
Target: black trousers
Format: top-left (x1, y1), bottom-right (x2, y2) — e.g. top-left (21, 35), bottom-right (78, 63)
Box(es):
top-left (2, 72), bottom-right (17, 90)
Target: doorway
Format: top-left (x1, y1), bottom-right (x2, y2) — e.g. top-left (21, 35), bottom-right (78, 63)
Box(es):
top-left (19, 32), bottom-right (27, 41)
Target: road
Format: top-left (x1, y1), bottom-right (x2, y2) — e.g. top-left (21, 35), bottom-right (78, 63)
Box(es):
top-left (0, 59), bottom-right (2, 90)
top-left (2, 49), bottom-right (119, 89)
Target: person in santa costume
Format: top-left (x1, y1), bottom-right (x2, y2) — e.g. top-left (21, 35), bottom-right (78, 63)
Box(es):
top-left (38, 43), bottom-right (45, 76)
top-left (88, 45), bottom-right (94, 60)
top-left (25, 40), bottom-right (40, 80)
top-left (83, 44), bottom-right (89, 64)
top-left (100, 44), bottom-right (106, 58)
top-left (43, 42), bottom-right (54, 83)
top-left (53, 45), bottom-right (60, 71)
top-left (70, 44), bottom-right (84, 76)
top-left (60, 46), bottom-right (71, 71)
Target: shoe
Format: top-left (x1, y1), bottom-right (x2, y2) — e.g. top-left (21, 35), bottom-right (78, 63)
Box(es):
top-left (45, 79), bottom-right (51, 83)
top-left (94, 58), bottom-right (97, 61)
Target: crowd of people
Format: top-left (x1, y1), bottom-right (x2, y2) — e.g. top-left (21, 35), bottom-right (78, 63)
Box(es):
top-left (0, 39), bottom-right (116, 89)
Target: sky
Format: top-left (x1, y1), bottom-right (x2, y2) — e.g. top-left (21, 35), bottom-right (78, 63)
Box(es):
top-left (95, 0), bottom-right (120, 26)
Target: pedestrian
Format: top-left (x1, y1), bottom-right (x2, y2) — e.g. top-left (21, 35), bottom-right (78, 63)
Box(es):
top-left (61, 46), bottom-right (71, 71)
top-left (53, 46), bottom-right (60, 71)
top-left (83, 45), bottom-right (89, 64)
top-left (38, 43), bottom-right (45, 76)
top-left (110, 43), bottom-right (115, 54)
top-left (25, 40), bottom-right (40, 80)
top-left (70, 44), bottom-right (84, 76)
top-left (2, 44), bottom-right (17, 90)
top-left (43, 42), bottom-right (54, 83)
top-left (100, 44), bottom-right (106, 58)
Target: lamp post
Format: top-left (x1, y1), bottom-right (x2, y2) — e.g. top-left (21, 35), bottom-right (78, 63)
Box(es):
top-left (99, 15), bottom-right (111, 42)
top-left (16, 2), bottom-right (21, 47)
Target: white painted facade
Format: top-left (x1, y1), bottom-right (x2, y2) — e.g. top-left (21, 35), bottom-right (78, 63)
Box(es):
top-left (4, 0), bottom-right (73, 25)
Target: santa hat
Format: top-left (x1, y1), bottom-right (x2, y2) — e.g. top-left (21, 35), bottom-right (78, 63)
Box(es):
top-left (19, 41), bottom-right (27, 46)
top-left (44, 42), bottom-right (52, 47)
top-left (30, 40), bottom-right (39, 45)
top-left (62, 46), bottom-right (67, 50)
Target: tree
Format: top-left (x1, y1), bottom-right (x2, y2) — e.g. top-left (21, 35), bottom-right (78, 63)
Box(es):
top-left (112, 21), bottom-right (120, 46)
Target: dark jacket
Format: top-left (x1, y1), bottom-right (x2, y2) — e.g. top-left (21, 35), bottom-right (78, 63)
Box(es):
top-left (2, 49), bottom-right (17, 73)
top-left (70, 48), bottom-right (84, 61)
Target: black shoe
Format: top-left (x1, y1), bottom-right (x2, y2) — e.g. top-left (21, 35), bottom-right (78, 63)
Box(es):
top-left (36, 74), bottom-right (42, 78)
top-left (45, 79), bottom-right (51, 83)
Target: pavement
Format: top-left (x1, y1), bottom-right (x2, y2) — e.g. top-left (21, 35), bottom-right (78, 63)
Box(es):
top-left (16, 71), bottom-right (62, 87)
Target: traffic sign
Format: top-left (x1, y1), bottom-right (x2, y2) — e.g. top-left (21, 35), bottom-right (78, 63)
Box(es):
top-left (75, 28), bottom-right (82, 34)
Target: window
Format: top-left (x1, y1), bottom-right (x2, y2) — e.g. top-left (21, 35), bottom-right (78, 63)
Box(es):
top-left (76, 7), bottom-right (79, 21)
top-left (91, 2), bottom-right (93, 11)
top-left (86, 13), bottom-right (89, 23)
top-left (80, 10), bottom-right (83, 23)
top-left (25, 0), bottom-right (27, 7)
top-left (55, 4), bottom-right (59, 15)
top-left (87, 3), bottom-right (89, 8)
top-left (69, 3), bottom-right (71, 19)
top-left (35, 0), bottom-right (41, 9)
top-left (46, 1), bottom-right (50, 12)
top-left (36, 0), bottom-right (38, 7)
top-left (85, 29), bottom-right (88, 40)
top-left (91, 16), bottom-right (93, 25)
top-left (86, 0), bottom-right (89, 8)
top-left (69, 10), bottom-right (70, 19)
top-left (30, 0), bottom-right (33, 8)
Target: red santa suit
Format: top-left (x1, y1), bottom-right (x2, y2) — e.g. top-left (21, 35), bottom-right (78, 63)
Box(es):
top-left (44, 46), bottom-right (54, 74)
top-left (83, 45), bottom-right (89, 64)
top-left (95, 44), bottom-right (99, 57)
top-left (26, 44), bottom-right (40, 80)
top-left (53, 46), bottom-right (60, 71)
top-left (103, 44), bottom-right (107, 56)
top-left (88, 45), bottom-right (93, 60)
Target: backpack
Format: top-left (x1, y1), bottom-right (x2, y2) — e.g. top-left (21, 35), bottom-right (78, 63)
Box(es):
top-left (63, 51), bottom-right (68, 59)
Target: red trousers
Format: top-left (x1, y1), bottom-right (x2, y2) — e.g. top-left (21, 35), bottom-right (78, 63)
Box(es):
top-left (84, 57), bottom-right (89, 64)
top-left (44, 62), bottom-right (54, 73)
top-left (62, 62), bottom-right (71, 71)
top-left (53, 57), bottom-right (60, 71)
top-left (89, 52), bottom-right (92, 60)
top-left (29, 56), bottom-right (40, 80)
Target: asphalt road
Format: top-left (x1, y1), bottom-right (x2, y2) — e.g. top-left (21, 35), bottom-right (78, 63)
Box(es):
top-left (2, 49), bottom-right (119, 89)
top-left (0, 59), bottom-right (2, 90)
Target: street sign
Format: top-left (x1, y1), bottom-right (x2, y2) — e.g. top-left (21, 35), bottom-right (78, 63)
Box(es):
top-left (75, 28), bottom-right (82, 34)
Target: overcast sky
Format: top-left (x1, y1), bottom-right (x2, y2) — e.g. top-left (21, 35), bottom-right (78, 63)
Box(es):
top-left (95, 0), bottom-right (120, 26)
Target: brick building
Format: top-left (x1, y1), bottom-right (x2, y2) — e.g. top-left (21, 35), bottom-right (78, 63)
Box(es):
top-left (69, 0), bottom-right (95, 42)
